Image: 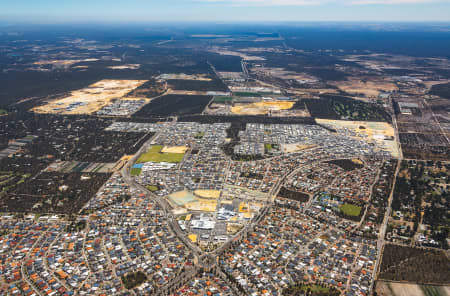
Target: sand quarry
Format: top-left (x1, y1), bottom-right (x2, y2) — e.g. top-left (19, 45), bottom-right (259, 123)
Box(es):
top-left (231, 101), bottom-right (294, 115)
top-left (32, 79), bottom-right (147, 115)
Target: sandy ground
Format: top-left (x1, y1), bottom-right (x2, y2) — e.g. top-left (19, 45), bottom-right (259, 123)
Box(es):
top-left (194, 190), bottom-right (221, 199)
top-left (227, 223), bottom-right (243, 234)
top-left (188, 234), bottom-right (197, 243)
top-left (32, 79), bottom-right (147, 115)
top-left (423, 80), bottom-right (450, 90)
top-left (34, 58), bottom-right (99, 67)
top-left (316, 119), bottom-right (400, 158)
top-left (108, 64), bottom-right (140, 70)
top-left (185, 199), bottom-right (217, 212)
top-left (231, 101), bottom-right (294, 115)
top-left (331, 78), bottom-right (398, 98)
top-left (209, 48), bottom-right (266, 61)
top-left (161, 146), bottom-right (189, 154)
top-left (250, 66), bottom-right (319, 82)
top-left (281, 143), bottom-right (317, 153)
top-left (159, 73), bottom-right (212, 81)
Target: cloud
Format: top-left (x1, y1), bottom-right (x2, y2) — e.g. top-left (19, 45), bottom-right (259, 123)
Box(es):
top-left (198, 0), bottom-right (446, 6)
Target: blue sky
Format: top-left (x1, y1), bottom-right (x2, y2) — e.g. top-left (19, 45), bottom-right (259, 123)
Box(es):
top-left (1, 0), bottom-right (450, 23)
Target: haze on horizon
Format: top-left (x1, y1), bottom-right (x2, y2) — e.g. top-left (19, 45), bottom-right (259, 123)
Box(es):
top-left (1, 0), bottom-right (450, 24)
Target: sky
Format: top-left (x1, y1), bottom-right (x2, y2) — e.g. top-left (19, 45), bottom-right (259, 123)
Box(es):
top-left (1, 0), bottom-right (450, 23)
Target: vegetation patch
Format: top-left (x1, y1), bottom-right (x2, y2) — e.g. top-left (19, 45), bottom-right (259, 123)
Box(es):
top-left (130, 168), bottom-right (142, 176)
top-left (213, 96), bottom-right (233, 104)
top-left (278, 187), bottom-right (310, 203)
top-left (340, 203), bottom-right (362, 217)
top-left (234, 92), bottom-right (262, 97)
top-left (429, 82), bottom-right (450, 99)
top-left (0, 109), bottom-right (7, 115)
top-left (327, 159), bottom-right (364, 171)
top-left (133, 95), bottom-right (212, 117)
top-left (1, 172), bottom-right (111, 214)
top-left (121, 271), bottom-right (147, 290)
top-left (282, 283), bottom-right (340, 296)
top-left (167, 79), bottom-right (228, 92)
top-left (136, 145), bottom-right (184, 163)
top-left (379, 244), bottom-right (450, 284)
top-left (304, 95), bottom-right (391, 122)
top-left (146, 185), bottom-right (158, 192)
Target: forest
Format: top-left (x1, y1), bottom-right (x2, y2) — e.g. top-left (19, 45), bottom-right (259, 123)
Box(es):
top-left (304, 95), bottom-right (391, 122)
top-left (326, 159), bottom-right (364, 171)
top-left (379, 244), bottom-right (450, 284)
top-left (0, 172), bottom-right (111, 214)
top-left (167, 79), bottom-right (229, 92)
top-left (278, 187), bottom-right (310, 203)
top-left (133, 95), bottom-right (212, 117)
top-left (391, 160), bottom-right (450, 248)
top-left (429, 82), bottom-right (450, 99)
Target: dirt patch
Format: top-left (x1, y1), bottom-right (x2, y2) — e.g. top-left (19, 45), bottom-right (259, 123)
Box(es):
top-left (316, 119), bottom-right (399, 158)
top-left (161, 146), bottom-right (189, 154)
top-left (194, 190), bottom-right (221, 199)
top-left (231, 101), bottom-right (294, 115)
top-left (331, 78), bottom-right (398, 98)
top-left (281, 143), bottom-right (317, 153)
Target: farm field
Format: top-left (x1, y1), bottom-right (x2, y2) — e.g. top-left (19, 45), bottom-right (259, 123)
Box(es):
top-left (32, 79), bottom-right (147, 115)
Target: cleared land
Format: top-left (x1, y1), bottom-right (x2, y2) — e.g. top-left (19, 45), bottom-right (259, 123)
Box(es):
top-left (331, 78), bottom-right (398, 98)
top-left (32, 79), bottom-right (147, 115)
top-left (281, 143), bottom-right (317, 153)
top-left (161, 146), bottom-right (189, 153)
top-left (231, 101), bottom-right (294, 115)
top-left (185, 199), bottom-right (217, 212)
top-left (167, 190), bottom-right (218, 212)
top-left (136, 145), bottom-right (185, 164)
top-left (168, 190), bottom-right (196, 206)
top-left (194, 190), bottom-right (221, 199)
top-left (316, 119), bottom-right (399, 158)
